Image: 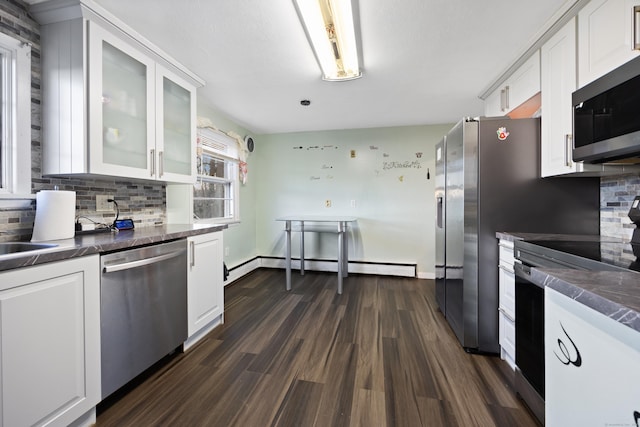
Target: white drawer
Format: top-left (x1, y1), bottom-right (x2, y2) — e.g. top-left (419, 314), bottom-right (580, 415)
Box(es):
top-left (498, 264), bottom-right (515, 317)
top-left (498, 240), bottom-right (515, 267)
top-left (499, 311), bottom-right (516, 369)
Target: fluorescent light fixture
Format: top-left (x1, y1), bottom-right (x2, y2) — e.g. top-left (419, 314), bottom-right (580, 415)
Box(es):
top-left (294, 0), bottom-right (362, 81)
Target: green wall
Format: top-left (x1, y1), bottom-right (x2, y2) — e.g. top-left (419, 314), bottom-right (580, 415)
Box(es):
top-left (198, 93), bottom-right (452, 277)
top-left (196, 100), bottom-right (258, 269)
top-left (254, 124), bottom-right (452, 278)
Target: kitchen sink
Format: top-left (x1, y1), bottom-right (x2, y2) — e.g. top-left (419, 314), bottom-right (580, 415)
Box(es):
top-left (0, 242), bottom-right (59, 256)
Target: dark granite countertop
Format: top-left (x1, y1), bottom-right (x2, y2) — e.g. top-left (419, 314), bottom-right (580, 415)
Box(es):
top-left (496, 232), bottom-right (640, 333)
top-left (0, 223), bottom-right (227, 272)
top-left (531, 268), bottom-right (640, 333)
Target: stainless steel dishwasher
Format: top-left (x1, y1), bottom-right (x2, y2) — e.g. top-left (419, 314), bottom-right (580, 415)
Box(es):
top-left (100, 239), bottom-right (188, 399)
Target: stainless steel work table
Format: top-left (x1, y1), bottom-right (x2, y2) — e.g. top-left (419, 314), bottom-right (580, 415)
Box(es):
top-left (276, 216), bottom-right (357, 294)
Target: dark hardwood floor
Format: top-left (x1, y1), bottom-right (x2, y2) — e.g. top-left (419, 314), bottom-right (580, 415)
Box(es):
top-left (96, 269), bottom-right (539, 427)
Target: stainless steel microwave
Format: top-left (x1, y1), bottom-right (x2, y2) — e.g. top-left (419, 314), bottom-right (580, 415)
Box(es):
top-left (573, 55), bottom-right (640, 164)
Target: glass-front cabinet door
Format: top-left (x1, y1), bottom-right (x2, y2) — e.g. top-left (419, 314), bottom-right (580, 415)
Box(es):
top-left (88, 22), bottom-right (155, 180)
top-left (156, 65), bottom-right (196, 183)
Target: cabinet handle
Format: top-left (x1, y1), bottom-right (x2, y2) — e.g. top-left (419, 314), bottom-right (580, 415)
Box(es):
top-left (498, 264), bottom-right (515, 275)
top-left (565, 134), bottom-right (573, 167)
top-left (498, 307), bottom-right (515, 322)
top-left (159, 151), bottom-right (164, 178)
top-left (504, 85), bottom-right (510, 111)
top-left (634, 6), bottom-right (640, 50)
top-left (150, 149), bottom-right (155, 177)
top-left (190, 241), bottom-right (195, 267)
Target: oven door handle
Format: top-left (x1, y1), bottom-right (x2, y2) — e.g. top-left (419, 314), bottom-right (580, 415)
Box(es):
top-left (514, 261), bottom-right (546, 289)
top-left (514, 262), bottom-right (531, 277)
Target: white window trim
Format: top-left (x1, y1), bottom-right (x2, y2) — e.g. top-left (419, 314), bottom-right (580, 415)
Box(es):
top-left (194, 127), bottom-right (240, 224)
top-left (0, 31), bottom-right (32, 205)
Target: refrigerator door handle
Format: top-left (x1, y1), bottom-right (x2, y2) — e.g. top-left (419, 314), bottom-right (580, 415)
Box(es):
top-left (437, 196), bottom-right (444, 228)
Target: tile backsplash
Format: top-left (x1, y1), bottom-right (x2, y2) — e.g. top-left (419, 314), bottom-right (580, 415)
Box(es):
top-left (600, 173), bottom-right (640, 241)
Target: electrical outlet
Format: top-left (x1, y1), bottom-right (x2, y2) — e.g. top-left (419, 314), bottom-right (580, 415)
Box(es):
top-left (96, 195), bottom-right (113, 212)
top-left (224, 247), bottom-right (230, 256)
top-left (350, 199), bottom-right (356, 208)
top-left (325, 199), bottom-right (332, 208)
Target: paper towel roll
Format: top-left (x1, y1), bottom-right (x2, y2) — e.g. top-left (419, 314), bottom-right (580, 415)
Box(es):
top-left (31, 190), bottom-right (76, 242)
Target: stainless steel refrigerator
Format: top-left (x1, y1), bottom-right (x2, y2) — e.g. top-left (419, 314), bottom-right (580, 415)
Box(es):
top-left (435, 117), bottom-right (600, 353)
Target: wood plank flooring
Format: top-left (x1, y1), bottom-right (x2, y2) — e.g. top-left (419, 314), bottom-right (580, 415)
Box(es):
top-left (96, 269), bottom-right (539, 427)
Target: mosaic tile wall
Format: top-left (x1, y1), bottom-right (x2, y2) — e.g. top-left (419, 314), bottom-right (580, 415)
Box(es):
top-left (600, 173), bottom-right (640, 241)
top-left (0, 0), bottom-right (166, 243)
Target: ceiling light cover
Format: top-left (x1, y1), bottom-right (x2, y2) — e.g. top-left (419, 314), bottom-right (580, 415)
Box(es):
top-left (294, 0), bottom-right (362, 81)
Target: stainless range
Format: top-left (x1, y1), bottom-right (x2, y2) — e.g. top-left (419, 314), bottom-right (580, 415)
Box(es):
top-left (512, 236), bottom-right (636, 424)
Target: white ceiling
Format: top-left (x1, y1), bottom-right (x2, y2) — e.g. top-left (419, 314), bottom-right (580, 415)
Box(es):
top-left (31, 0), bottom-right (571, 134)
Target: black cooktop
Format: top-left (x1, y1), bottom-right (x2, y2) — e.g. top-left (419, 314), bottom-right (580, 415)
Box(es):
top-left (524, 239), bottom-right (640, 272)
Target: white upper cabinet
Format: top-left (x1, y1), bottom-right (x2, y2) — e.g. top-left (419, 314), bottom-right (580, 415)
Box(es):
top-left (540, 7), bottom-right (640, 176)
top-left (87, 22), bottom-right (157, 180)
top-left (484, 52), bottom-right (541, 117)
top-left (541, 17), bottom-right (609, 176)
top-left (156, 65), bottom-right (197, 182)
top-left (578, 0), bottom-right (640, 87)
top-left (34, 0), bottom-right (202, 183)
top-left (540, 17), bottom-right (601, 177)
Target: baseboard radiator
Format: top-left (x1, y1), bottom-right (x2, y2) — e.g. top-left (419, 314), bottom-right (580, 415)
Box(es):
top-left (225, 256), bottom-right (418, 286)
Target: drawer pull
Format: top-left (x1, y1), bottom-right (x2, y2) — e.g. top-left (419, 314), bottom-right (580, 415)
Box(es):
top-left (498, 307), bottom-right (515, 322)
top-left (498, 264), bottom-right (515, 275)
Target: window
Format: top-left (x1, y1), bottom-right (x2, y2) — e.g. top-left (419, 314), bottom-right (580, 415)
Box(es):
top-left (0, 32), bottom-right (31, 200)
top-left (194, 128), bottom-right (239, 223)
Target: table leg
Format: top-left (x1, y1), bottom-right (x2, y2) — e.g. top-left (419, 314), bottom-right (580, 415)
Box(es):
top-left (337, 221), bottom-right (345, 294)
top-left (285, 220), bottom-right (292, 291)
top-left (300, 221), bottom-right (305, 275)
top-left (343, 222), bottom-right (349, 278)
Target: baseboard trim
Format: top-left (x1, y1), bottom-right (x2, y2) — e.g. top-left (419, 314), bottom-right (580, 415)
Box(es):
top-left (226, 256), bottom-right (418, 279)
top-left (226, 257), bottom-right (261, 286)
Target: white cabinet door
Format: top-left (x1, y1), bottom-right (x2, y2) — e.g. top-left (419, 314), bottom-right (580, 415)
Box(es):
top-left (88, 21), bottom-right (156, 180)
top-left (541, 18), bottom-right (580, 177)
top-left (187, 232), bottom-right (224, 340)
top-left (545, 288), bottom-right (640, 426)
top-left (483, 52), bottom-right (540, 116)
top-left (507, 52), bottom-right (541, 111)
top-left (0, 256), bottom-right (100, 427)
top-left (578, 0), bottom-right (640, 87)
top-left (484, 86), bottom-right (504, 117)
top-left (156, 64), bottom-right (197, 184)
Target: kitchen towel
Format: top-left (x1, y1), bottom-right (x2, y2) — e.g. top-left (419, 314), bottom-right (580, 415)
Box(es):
top-left (31, 190), bottom-right (76, 242)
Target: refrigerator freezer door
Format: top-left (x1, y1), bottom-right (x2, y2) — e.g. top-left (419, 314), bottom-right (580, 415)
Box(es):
top-left (444, 120), bottom-right (470, 345)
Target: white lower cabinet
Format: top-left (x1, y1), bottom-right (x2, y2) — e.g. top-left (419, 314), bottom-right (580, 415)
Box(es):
top-left (185, 232), bottom-right (224, 349)
top-left (498, 239), bottom-right (516, 369)
top-left (0, 256), bottom-right (100, 427)
top-left (545, 288), bottom-right (640, 426)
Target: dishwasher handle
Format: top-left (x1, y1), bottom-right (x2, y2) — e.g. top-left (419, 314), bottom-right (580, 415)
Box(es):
top-left (103, 249), bottom-right (186, 274)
